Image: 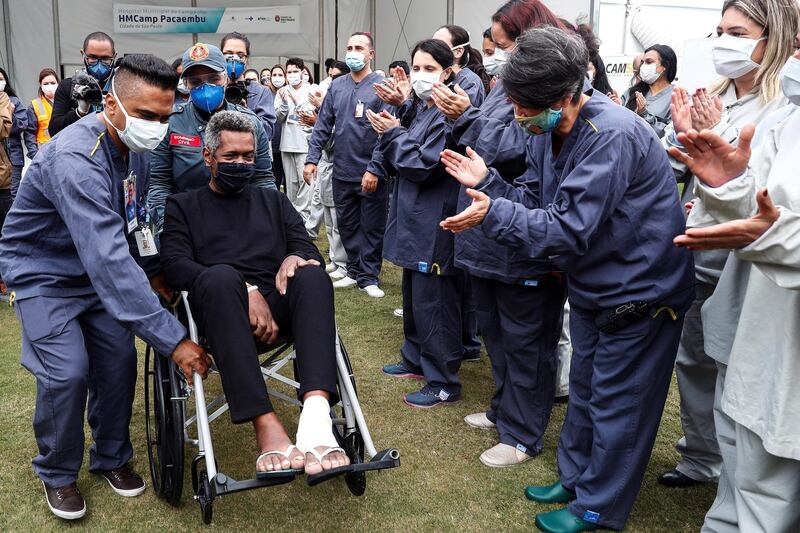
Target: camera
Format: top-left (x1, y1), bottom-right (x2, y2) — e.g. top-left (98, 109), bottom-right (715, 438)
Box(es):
top-left (71, 71), bottom-right (104, 105)
top-left (225, 80), bottom-right (249, 105)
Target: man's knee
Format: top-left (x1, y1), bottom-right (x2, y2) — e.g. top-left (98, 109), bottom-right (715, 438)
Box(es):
top-left (291, 265), bottom-right (330, 289)
top-left (192, 264), bottom-right (245, 296)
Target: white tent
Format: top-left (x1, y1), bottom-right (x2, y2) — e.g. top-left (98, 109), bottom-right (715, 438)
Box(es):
top-left (0, 0), bottom-right (598, 103)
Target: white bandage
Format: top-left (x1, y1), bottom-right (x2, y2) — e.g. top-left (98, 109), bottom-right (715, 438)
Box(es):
top-left (295, 395), bottom-right (338, 453)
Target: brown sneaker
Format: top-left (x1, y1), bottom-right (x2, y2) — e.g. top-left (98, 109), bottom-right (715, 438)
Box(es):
top-left (97, 464), bottom-right (146, 497)
top-left (41, 480), bottom-right (86, 520)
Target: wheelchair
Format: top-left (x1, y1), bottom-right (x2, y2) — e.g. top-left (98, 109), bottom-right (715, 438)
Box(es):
top-left (144, 291), bottom-right (400, 524)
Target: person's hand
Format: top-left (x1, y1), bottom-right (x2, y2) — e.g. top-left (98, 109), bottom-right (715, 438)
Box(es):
top-left (276, 255), bottom-right (321, 296)
top-left (308, 89), bottom-right (324, 109)
top-left (607, 90), bottom-right (622, 105)
top-left (432, 83), bottom-right (471, 120)
top-left (441, 147), bottom-right (489, 188)
top-left (248, 288), bottom-right (280, 344)
top-left (278, 86), bottom-right (296, 104)
top-left (299, 110), bottom-right (317, 127)
top-left (635, 91), bottom-right (648, 115)
top-left (366, 109), bottom-right (400, 134)
top-left (303, 163), bottom-right (318, 185)
top-left (674, 188), bottom-right (779, 250)
top-left (373, 75), bottom-right (410, 107)
top-left (691, 88), bottom-right (723, 131)
top-left (685, 198), bottom-right (697, 217)
top-left (149, 273), bottom-right (173, 302)
top-left (440, 188), bottom-right (491, 233)
top-left (76, 99), bottom-right (90, 115)
top-left (670, 124), bottom-right (754, 188)
top-left (670, 86), bottom-right (692, 135)
top-left (171, 339), bottom-right (212, 382)
top-left (361, 171), bottom-right (379, 193)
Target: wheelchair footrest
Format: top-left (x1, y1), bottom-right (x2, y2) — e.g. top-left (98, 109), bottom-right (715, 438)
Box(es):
top-left (306, 448), bottom-right (401, 487)
top-left (212, 470), bottom-right (297, 497)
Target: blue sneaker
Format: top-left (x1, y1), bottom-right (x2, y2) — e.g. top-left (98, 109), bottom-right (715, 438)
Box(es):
top-left (382, 361), bottom-right (424, 380)
top-left (403, 386), bottom-right (461, 409)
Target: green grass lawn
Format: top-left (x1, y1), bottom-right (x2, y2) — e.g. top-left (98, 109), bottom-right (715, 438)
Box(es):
top-left (0, 260), bottom-right (716, 532)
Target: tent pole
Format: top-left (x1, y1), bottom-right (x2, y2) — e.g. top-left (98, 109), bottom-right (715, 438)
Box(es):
top-left (3, 0), bottom-right (14, 77)
top-left (369, 0), bottom-right (376, 41)
top-left (446, 0), bottom-right (454, 25)
top-left (191, 0), bottom-right (198, 44)
top-left (318, 0), bottom-right (324, 79)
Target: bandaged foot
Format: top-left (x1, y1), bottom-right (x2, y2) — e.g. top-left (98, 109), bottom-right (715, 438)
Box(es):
top-left (295, 395), bottom-right (350, 475)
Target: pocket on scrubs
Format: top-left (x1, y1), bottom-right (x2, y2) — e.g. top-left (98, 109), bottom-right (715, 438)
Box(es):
top-left (14, 296), bottom-right (69, 341)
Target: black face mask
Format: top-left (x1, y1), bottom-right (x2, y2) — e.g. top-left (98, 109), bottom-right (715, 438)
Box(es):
top-left (214, 161), bottom-right (256, 194)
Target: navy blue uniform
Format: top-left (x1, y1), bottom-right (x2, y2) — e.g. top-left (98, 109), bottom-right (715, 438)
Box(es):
top-left (246, 80), bottom-right (277, 141)
top-left (450, 80), bottom-right (565, 454)
top-left (306, 71), bottom-right (392, 288)
top-left (0, 115), bottom-right (186, 487)
top-left (7, 95), bottom-right (28, 199)
top-left (379, 101), bottom-right (464, 395)
top-left (455, 67), bottom-right (485, 108)
top-left (477, 92), bottom-right (694, 529)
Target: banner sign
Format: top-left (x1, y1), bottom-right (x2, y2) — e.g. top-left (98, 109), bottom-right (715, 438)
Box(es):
top-left (113, 4), bottom-right (300, 34)
top-left (603, 55), bottom-right (638, 97)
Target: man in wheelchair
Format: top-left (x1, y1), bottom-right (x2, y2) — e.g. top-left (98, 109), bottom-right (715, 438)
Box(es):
top-left (160, 110), bottom-right (350, 477)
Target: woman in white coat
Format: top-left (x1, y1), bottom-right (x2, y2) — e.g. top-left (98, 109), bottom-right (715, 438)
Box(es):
top-left (670, 50), bottom-right (800, 532)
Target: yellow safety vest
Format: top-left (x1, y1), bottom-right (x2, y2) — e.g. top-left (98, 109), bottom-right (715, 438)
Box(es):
top-left (31, 97), bottom-right (53, 145)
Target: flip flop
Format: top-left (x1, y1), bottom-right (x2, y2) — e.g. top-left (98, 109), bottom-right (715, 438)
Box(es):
top-left (304, 446), bottom-right (357, 484)
top-left (255, 445), bottom-right (305, 479)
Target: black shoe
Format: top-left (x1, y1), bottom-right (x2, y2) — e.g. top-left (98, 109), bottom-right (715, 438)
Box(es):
top-left (657, 468), bottom-right (708, 488)
top-left (97, 464), bottom-right (146, 497)
top-left (42, 480), bottom-right (86, 520)
top-left (554, 395), bottom-right (569, 404)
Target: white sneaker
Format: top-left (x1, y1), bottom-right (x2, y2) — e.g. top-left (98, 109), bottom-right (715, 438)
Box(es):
top-left (332, 276), bottom-right (358, 288)
top-left (359, 285), bottom-right (385, 298)
top-left (329, 267), bottom-right (347, 280)
top-left (325, 263), bottom-right (337, 273)
top-left (393, 308), bottom-right (403, 318)
top-left (464, 412), bottom-right (497, 430)
top-left (479, 443), bottom-right (533, 468)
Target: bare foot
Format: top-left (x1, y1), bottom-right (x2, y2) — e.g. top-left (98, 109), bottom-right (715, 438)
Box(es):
top-left (254, 413), bottom-right (305, 473)
top-left (304, 447), bottom-right (350, 475)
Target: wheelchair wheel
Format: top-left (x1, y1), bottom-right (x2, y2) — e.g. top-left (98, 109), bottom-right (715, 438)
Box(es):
top-left (342, 431), bottom-right (367, 496)
top-left (197, 470), bottom-right (214, 525)
top-left (144, 346), bottom-right (185, 505)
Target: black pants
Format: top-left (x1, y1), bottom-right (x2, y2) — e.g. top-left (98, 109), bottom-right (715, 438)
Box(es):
top-left (189, 264), bottom-right (338, 423)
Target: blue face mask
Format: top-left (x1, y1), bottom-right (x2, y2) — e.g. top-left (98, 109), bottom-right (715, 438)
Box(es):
top-left (191, 83), bottom-right (226, 113)
top-left (86, 60), bottom-right (112, 82)
top-left (515, 107), bottom-right (563, 136)
top-left (345, 51), bottom-right (367, 73)
top-left (214, 161), bottom-right (255, 194)
top-left (226, 58), bottom-right (246, 79)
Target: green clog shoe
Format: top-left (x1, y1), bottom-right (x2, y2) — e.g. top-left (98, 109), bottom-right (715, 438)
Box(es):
top-left (525, 480), bottom-right (577, 504)
top-left (535, 508), bottom-right (599, 533)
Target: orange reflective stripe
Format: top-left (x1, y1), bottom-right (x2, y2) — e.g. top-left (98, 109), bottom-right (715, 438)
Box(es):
top-left (32, 98), bottom-right (52, 144)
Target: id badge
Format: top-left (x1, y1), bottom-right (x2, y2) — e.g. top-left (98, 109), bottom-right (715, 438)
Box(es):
top-left (355, 101), bottom-right (364, 119)
top-left (123, 172), bottom-right (138, 234)
top-left (135, 227), bottom-right (158, 257)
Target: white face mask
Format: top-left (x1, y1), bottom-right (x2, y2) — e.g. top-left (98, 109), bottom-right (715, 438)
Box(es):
top-left (587, 70), bottom-right (595, 84)
top-left (271, 76), bottom-right (286, 88)
top-left (779, 56), bottom-right (800, 106)
top-left (287, 72), bottom-right (302, 87)
top-left (176, 78), bottom-right (189, 95)
top-left (411, 70), bottom-right (443, 100)
top-left (0, 80), bottom-right (6, 92)
top-left (301, 72), bottom-right (310, 83)
top-left (42, 82), bottom-right (58, 98)
top-left (483, 55), bottom-right (500, 76)
top-left (639, 62), bottom-right (661, 85)
top-left (493, 47), bottom-right (513, 71)
top-left (103, 78), bottom-right (169, 154)
top-left (712, 33), bottom-right (765, 79)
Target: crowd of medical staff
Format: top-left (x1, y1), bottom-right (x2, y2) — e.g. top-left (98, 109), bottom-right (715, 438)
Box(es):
top-left (0, 0), bottom-right (799, 530)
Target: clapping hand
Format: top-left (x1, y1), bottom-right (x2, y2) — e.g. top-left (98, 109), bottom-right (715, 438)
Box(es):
top-left (432, 84), bottom-right (471, 120)
top-left (674, 189), bottom-right (779, 250)
top-left (670, 124), bottom-right (754, 188)
top-left (366, 109), bottom-right (400, 134)
top-left (440, 189), bottom-right (491, 233)
top-left (440, 147), bottom-right (489, 188)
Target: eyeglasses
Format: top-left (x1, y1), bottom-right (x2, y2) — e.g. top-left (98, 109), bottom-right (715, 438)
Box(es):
top-left (184, 72), bottom-right (226, 89)
top-left (224, 52), bottom-right (247, 61)
top-left (84, 53), bottom-right (116, 66)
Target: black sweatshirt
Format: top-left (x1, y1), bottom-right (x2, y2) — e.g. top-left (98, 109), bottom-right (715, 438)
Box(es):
top-left (160, 185), bottom-right (323, 293)
top-left (49, 78), bottom-right (82, 137)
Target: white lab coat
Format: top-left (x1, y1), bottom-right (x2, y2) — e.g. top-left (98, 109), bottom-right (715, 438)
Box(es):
top-left (691, 105), bottom-right (800, 461)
